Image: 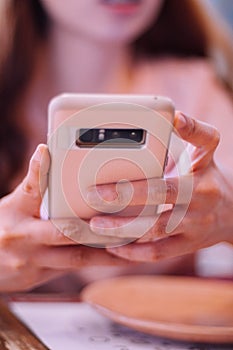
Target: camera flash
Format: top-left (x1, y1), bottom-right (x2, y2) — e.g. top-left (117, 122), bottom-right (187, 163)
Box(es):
top-left (98, 131), bottom-right (105, 141)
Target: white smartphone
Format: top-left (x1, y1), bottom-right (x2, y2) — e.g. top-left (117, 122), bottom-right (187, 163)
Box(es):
top-left (47, 93), bottom-right (174, 220)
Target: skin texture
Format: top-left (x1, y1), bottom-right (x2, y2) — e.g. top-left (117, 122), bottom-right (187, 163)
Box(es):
top-left (0, 0), bottom-right (232, 291)
top-left (40, 0), bottom-right (163, 44)
top-left (89, 111), bottom-right (233, 261)
top-left (0, 145), bottom-right (129, 291)
top-left (3, 111), bottom-right (231, 291)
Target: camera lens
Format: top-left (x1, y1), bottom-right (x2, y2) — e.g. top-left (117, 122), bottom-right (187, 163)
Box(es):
top-left (111, 131), bottom-right (120, 138)
top-left (130, 131), bottom-right (137, 138)
top-left (128, 129), bottom-right (143, 142)
top-left (79, 129), bottom-right (94, 143)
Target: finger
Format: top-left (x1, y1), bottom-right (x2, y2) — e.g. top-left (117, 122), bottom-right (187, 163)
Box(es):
top-left (0, 268), bottom-right (66, 292)
top-left (13, 144), bottom-right (50, 217)
top-left (22, 268), bottom-right (66, 291)
top-left (49, 218), bottom-right (131, 247)
top-left (174, 112), bottom-right (220, 170)
top-left (34, 246), bottom-right (131, 269)
top-left (175, 111), bottom-right (220, 150)
top-left (107, 234), bottom-right (194, 262)
top-left (90, 209), bottom-right (186, 240)
top-left (16, 218), bottom-right (119, 247)
top-left (17, 219), bottom-right (78, 246)
top-left (87, 174), bottom-right (193, 208)
top-left (91, 215), bottom-right (152, 239)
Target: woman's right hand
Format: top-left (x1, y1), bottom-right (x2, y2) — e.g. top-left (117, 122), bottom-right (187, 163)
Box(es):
top-left (0, 144), bottom-right (126, 292)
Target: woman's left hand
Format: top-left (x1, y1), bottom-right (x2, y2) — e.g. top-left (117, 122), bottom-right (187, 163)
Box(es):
top-left (87, 112), bottom-right (233, 262)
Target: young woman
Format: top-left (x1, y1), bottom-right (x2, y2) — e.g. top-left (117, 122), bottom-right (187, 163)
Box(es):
top-left (0, 0), bottom-right (232, 292)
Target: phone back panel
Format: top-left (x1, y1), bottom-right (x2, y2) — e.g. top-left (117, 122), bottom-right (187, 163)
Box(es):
top-left (47, 94), bottom-right (174, 219)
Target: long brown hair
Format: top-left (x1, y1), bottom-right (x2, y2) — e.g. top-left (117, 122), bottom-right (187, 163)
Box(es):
top-left (0, 0), bottom-right (232, 197)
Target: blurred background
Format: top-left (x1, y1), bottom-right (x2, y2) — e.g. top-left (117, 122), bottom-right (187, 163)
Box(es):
top-left (210, 0), bottom-right (233, 29)
top-left (198, 0), bottom-right (233, 278)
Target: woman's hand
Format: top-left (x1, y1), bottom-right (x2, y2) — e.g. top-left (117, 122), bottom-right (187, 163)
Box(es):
top-left (88, 112), bottom-right (233, 262)
top-left (0, 145), bottom-right (127, 292)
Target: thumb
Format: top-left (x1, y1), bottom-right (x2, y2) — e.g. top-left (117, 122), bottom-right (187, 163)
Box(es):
top-left (174, 111), bottom-right (220, 170)
top-left (13, 144), bottom-right (50, 218)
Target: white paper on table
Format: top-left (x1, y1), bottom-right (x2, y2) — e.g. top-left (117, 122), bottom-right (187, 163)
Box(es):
top-left (11, 302), bottom-right (226, 350)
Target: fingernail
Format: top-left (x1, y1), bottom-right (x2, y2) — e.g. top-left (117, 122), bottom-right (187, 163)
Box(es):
top-left (176, 112), bottom-right (187, 129)
top-left (54, 219), bottom-right (83, 241)
top-left (90, 217), bottom-right (112, 232)
top-left (32, 145), bottom-right (43, 162)
top-left (87, 187), bottom-right (118, 205)
top-left (86, 189), bottom-right (99, 205)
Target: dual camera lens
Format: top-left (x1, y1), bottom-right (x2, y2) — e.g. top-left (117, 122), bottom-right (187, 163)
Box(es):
top-left (77, 128), bottom-right (145, 147)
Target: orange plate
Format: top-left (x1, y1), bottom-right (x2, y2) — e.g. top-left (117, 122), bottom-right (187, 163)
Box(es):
top-left (81, 276), bottom-right (233, 343)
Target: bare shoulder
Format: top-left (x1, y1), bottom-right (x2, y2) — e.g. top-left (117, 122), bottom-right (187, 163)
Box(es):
top-left (140, 57), bottom-right (232, 118)
top-left (148, 56), bottom-right (217, 80)
top-left (136, 56), bottom-right (233, 164)
top-left (146, 57), bottom-right (233, 165)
